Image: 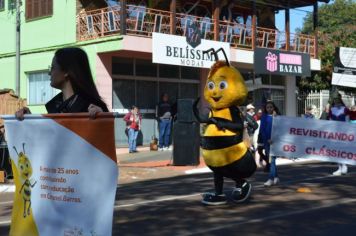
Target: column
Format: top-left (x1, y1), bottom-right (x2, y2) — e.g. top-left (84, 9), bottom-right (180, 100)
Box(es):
top-left (285, 76), bottom-right (297, 117)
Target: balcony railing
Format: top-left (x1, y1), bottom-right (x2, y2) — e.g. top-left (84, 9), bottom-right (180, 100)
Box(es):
top-left (77, 5), bottom-right (316, 58)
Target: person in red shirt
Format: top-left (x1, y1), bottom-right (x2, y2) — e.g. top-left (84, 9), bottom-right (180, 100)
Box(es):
top-left (124, 106), bottom-right (142, 153)
top-left (348, 105), bottom-right (356, 124)
top-left (253, 108), bottom-right (263, 121)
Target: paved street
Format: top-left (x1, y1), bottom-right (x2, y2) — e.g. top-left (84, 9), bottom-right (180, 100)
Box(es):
top-left (1, 151), bottom-right (356, 235)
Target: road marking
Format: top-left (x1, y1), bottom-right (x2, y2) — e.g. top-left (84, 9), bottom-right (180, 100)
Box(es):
top-left (114, 193), bottom-right (202, 209)
top-left (0, 220), bottom-right (11, 226)
top-left (0, 185), bottom-right (15, 193)
top-left (1, 172), bottom-right (354, 210)
top-left (185, 158), bottom-right (315, 174)
top-left (0, 201), bottom-right (13, 206)
top-left (114, 173), bottom-right (354, 209)
top-left (183, 198), bottom-right (356, 236)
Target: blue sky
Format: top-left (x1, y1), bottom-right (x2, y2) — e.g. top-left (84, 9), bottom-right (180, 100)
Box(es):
top-left (276, 7), bottom-right (312, 33)
top-left (276, 1), bottom-right (332, 33)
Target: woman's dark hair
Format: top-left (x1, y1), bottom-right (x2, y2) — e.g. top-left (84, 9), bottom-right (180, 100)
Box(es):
top-left (263, 100), bottom-right (281, 115)
top-left (330, 92), bottom-right (345, 107)
top-left (54, 47), bottom-right (108, 112)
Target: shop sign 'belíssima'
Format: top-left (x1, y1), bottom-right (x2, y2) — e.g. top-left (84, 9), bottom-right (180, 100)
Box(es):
top-left (152, 33), bottom-right (230, 69)
top-left (254, 48), bottom-right (311, 77)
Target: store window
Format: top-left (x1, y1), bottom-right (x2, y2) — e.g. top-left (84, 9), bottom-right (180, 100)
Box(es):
top-left (180, 83), bottom-right (199, 99)
top-left (28, 71), bottom-right (59, 105)
top-left (112, 57), bottom-right (200, 113)
top-left (112, 57), bottom-right (134, 75)
top-left (113, 79), bottom-right (135, 110)
top-left (0, 0), bottom-right (4, 11)
top-left (159, 64), bottom-right (179, 79)
top-left (136, 59), bottom-right (157, 77)
top-left (26, 0), bottom-right (53, 21)
top-left (137, 80), bottom-right (157, 110)
top-left (181, 67), bottom-right (200, 80)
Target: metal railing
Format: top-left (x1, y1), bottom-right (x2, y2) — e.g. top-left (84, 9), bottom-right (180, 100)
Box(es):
top-left (77, 5), bottom-right (316, 57)
top-left (297, 90), bottom-right (356, 118)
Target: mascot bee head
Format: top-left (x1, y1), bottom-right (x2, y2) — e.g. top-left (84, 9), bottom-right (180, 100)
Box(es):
top-left (204, 48), bottom-right (247, 110)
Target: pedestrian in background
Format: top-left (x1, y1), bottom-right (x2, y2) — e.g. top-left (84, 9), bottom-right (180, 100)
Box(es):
top-left (124, 106), bottom-right (142, 154)
top-left (319, 104), bottom-right (330, 120)
top-left (329, 92), bottom-right (349, 176)
top-left (303, 106), bottom-right (315, 119)
top-left (245, 104), bottom-right (259, 153)
top-left (253, 108), bottom-right (263, 121)
top-left (259, 100), bottom-right (281, 187)
top-left (348, 105), bottom-right (356, 124)
top-left (156, 93), bottom-right (172, 151)
top-left (16, 47), bottom-right (108, 119)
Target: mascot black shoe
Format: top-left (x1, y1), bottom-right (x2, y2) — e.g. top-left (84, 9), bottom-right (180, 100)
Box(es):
top-left (193, 48), bottom-right (256, 206)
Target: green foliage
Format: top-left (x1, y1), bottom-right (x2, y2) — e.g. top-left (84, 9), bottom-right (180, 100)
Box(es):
top-left (298, 0), bottom-right (356, 93)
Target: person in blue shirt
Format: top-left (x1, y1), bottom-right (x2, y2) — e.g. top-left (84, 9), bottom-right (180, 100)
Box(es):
top-left (259, 100), bottom-right (280, 187)
top-left (303, 106), bottom-right (315, 119)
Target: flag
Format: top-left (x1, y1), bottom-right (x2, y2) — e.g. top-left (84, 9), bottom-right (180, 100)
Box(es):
top-left (3, 113), bottom-right (118, 236)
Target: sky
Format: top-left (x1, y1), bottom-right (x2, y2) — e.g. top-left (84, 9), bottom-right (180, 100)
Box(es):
top-left (276, 7), bottom-right (311, 33)
top-left (276, 1), bottom-right (332, 33)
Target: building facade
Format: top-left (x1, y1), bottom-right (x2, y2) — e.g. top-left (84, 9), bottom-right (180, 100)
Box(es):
top-left (0, 0), bottom-right (327, 146)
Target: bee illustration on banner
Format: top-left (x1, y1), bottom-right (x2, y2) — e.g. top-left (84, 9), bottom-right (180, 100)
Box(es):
top-left (193, 48), bottom-right (256, 205)
top-left (14, 143), bottom-right (37, 217)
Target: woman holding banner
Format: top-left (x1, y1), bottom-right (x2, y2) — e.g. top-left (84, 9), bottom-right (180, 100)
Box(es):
top-left (16, 47), bottom-right (108, 118)
top-left (259, 100), bottom-right (281, 187)
top-left (329, 92), bottom-right (349, 176)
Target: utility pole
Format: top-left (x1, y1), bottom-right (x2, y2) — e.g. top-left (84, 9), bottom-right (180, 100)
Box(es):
top-left (15, 0), bottom-right (22, 97)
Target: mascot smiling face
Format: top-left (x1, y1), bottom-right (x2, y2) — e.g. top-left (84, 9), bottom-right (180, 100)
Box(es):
top-left (204, 61), bottom-right (247, 110)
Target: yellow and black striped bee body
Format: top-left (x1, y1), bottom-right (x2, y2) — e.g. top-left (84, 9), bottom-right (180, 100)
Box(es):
top-left (193, 48), bottom-right (256, 205)
top-left (14, 144), bottom-right (36, 217)
top-left (201, 106), bottom-right (247, 167)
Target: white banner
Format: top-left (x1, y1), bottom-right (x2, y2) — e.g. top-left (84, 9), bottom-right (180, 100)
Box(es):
top-left (152, 32), bottom-right (230, 68)
top-left (332, 47), bottom-right (356, 88)
top-left (270, 116), bottom-right (356, 165)
top-left (3, 114), bottom-right (118, 236)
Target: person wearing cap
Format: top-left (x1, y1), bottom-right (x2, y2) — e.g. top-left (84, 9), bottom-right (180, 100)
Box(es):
top-left (244, 104), bottom-right (259, 152)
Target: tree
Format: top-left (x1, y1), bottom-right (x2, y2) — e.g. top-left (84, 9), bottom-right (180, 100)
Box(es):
top-left (297, 0), bottom-right (356, 93)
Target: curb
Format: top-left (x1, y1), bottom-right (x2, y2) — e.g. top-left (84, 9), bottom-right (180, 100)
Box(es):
top-left (185, 158), bottom-right (315, 174)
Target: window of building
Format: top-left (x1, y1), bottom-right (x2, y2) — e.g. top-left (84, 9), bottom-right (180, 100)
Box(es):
top-left (136, 59), bottom-right (157, 77)
top-left (28, 71), bottom-right (59, 105)
top-left (181, 67), bottom-right (200, 80)
top-left (26, 0), bottom-right (53, 21)
top-left (159, 64), bottom-right (179, 79)
top-left (112, 57), bottom-right (200, 113)
top-left (0, 0), bottom-right (4, 11)
top-left (112, 57), bottom-right (134, 75)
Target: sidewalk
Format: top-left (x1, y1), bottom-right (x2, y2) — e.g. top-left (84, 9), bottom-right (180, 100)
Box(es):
top-left (116, 147), bottom-right (314, 184)
top-left (117, 146), bottom-right (207, 184)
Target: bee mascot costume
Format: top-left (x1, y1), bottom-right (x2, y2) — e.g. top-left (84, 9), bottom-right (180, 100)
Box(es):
top-left (193, 48), bottom-right (256, 205)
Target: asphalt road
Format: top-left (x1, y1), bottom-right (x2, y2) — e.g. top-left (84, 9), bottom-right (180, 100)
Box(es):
top-left (1, 162), bottom-right (356, 236)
